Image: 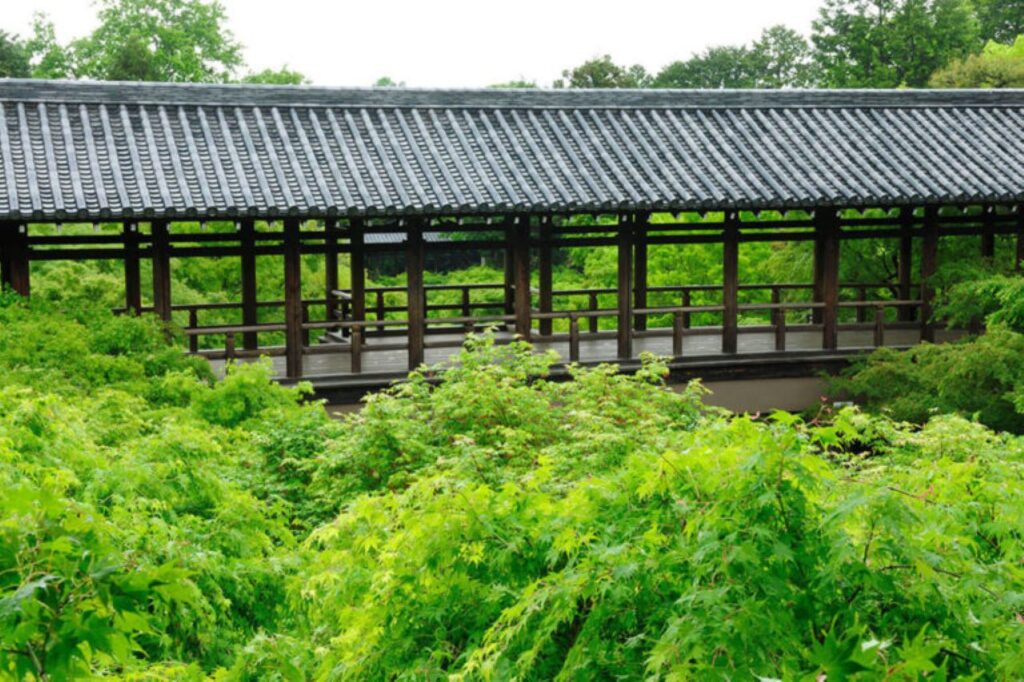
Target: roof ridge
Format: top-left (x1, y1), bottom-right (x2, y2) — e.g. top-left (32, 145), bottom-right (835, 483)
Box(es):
top-left (1, 79), bottom-right (1024, 109)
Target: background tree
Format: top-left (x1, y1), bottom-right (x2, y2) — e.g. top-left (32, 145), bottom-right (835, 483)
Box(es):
top-left (812, 0), bottom-right (979, 87)
top-left (23, 13), bottom-right (72, 79)
top-left (0, 30), bottom-right (30, 78)
top-left (974, 0), bottom-right (1024, 43)
top-left (749, 25), bottom-right (817, 88)
top-left (930, 34), bottom-right (1024, 87)
top-left (68, 0), bottom-right (243, 82)
top-left (653, 46), bottom-right (757, 88)
top-left (241, 66), bottom-right (309, 85)
top-left (554, 55), bottom-right (651, 88)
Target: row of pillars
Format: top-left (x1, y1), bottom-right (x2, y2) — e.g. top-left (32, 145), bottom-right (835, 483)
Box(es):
top-left (0, 206), bottom-right (997, 380)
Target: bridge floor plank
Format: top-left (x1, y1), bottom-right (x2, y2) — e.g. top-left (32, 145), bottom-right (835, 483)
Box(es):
top-left (208, 325), bottom-right (961, 385)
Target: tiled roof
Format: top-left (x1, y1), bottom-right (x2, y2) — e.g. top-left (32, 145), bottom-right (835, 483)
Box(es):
top-left (1, 79), bottom-right (1023, 222)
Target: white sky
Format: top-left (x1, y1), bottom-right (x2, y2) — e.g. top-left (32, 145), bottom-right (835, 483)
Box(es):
top-left (6, 0), bottom-right (824, 87)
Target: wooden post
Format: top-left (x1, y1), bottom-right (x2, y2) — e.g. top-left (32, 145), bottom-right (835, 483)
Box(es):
top-left (820, 210), bottom-right (840, 351)
top-left (350, 218), bottom-right (366, 329)
top-left (1016, 208), bottom-right (1024, 272)
top-left (920, 206), bottom-right (939, 343)
top-left (617, 216), bottom-right (634, 359)
top-left (538, 218), bottom-right (553, 336)
top-left (812, 220), bottom-right (826, 325)
top-left (123, 222), bottom-right (140, 313)
top-left (513, 217), bottom-right (532, 339)
top-left (239, 219), bottom-right (258, 350)
top-left (0, 223), bottom-right (29, 296)
top-left (151, 220), bottom-right (171, 321)
top-left (633, 213), bottom-right (648, 331)
top-left (722, 214), bottom-right (739, 354)
top-left (283, 219), bottom-right (304, 378)
top-left (898, 206), bottom-right (914, 322)
top-left (981, 206), bottom-right (995, 260)
top-left (324, 218), bottom-right (339, 322)
top-left (407, 222), bottom-right (426, 369)
top-left (503, 225), bottom-right (515, 319)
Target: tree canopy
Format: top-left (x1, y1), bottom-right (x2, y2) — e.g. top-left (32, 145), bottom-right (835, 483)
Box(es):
top-left (931, 35), bottom-right (1024, 87)
top-left (0, 30), bottom-right (30, 78)
top-left (22, 0), bottom-right (304, 84)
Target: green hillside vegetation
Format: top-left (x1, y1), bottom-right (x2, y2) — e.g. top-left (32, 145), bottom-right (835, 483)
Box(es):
top-left (2, 293), bottom-right (1023, 679)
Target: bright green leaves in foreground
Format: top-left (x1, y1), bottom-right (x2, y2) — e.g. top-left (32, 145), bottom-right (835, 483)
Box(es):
top-left (1, 298), bottom-right (1023, 679)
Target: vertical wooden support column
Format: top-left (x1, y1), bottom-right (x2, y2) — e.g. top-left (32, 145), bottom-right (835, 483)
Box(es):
top-left (350, 218), bottom-right (366, 326)
top-left (633, 212), bottom-right (648, 331)
top-left (1016, 208), bottom-right (1024, 272)
top-left (980, 206), bottom-right (995, 260)
top-left (283, 219), bottom-right (304, 378)
top-left (324, 218), bottom-right (339, 321)
top-left (503, 226), bottom-right (515, 318)
top-left (819, 210), bottom-right (840, 351)
top-left (811, 215), bottom-right (828, 324)
top-left (722, 213), bottom-right (739, 354)
top-left (151, 220), bottom-right (172, 321)
top-left (406, 222), bottom-right (426, 369)
top-left (123, 222), bottom-right (140, 313)
top-left (538, 218), bottom-right (553, 336)
top-left (616, 216), bottom-right (634, 359)
top-left (513, 217), bottom-right (532, 339)
top-left (0, 223), bottom-right (30, 296)
top-left (898, 206), bottom-right (914, 322)
top-left (239, 219), bottom-right (258, 350)
top-left (920, 206), bottom-right (939, 343)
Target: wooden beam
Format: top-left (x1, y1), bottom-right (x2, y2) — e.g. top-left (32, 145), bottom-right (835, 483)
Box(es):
top-left (0, 223), bottom-right (30, 296)
top-left (151, 220), bottom-right (171, 321)
top-left (283, 219), bottom-right (304, 378)
top-left (538, 218), bottom-right (553, 336)
top-left (350, 218), bottom-right (366, 325)
top-left (239, 219), bottom-right (258, 350)
top-left (633, 213), bottom-right (648, 331)
top-left (898, 206), bottom-right (914, 322)
top-left (617, 216), bottom-right (633, 359)
top-left (722, 214), bottom-right (739, 354)
top-left (920, 206), bottom-right (939, 343)
top-left (819, 210), bottom-right (840, 351)
top-left (123, 222), bottom-right (141, 313)
top-left (324, 218), bottom-right (339, 322)
top-left (407, 223), bottom-right (426, 368)
top-left (513, 217), bottom-right (532, 339)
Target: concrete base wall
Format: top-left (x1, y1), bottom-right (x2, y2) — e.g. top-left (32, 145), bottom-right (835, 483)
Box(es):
top-left (698, 377), bottom-right (829, 414)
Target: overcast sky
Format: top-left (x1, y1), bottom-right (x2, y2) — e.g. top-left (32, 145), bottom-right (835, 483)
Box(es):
top-left (7, 0), bottom-right (824, 87)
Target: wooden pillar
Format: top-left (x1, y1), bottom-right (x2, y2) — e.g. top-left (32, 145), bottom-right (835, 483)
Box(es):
top-left (513, 217), bottom-right (532, 339)
top-left (239, 219), bottom-right (258, 350)
top-left (1016, 208), bottom-right (1024, 272)
top-left (324, 218), bottom-right (339, 322)
top-left (722, 213), bottom-right (739, 354)
top-left (407, 222), bottom-right (426, 369)
top-left (898, 207), bottom-right (914, 322)
top-left (617, 216), bottom-right (633, 359)
top-left (981, 207), bottom-right (995, 260)
top-left (819, 210), bottom-right (840, 351)
top-left (151, 220), bottom-right (171, 321)
top-left (538, 218), bottom-right (553, 336)
top-left (0, 223), bottom-right (29, 296)
top-left (283, 219), bottom-right (304, 378)
top-left (350, 218), bottom-right (366, 325)
top-left (811, 221), bottom-right (826, 324)
top-left (633, 213), bottom-right (648, 331)
top-left (503, 226), bottom-right (515, 318)
top-left (920, 206), bottom-right (939, 343)
top-left (121, 222), bottom-right (140, 313)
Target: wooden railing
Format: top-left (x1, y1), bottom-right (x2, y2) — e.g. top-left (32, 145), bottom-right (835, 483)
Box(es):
top-left (128, 280), bottom-right (929, 375)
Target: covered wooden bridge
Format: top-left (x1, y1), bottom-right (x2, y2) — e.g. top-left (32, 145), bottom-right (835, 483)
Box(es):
top-left (0, 81), bottom-right (1022, 399)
